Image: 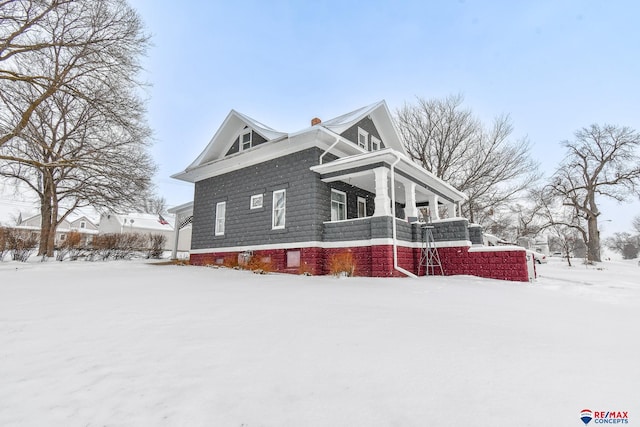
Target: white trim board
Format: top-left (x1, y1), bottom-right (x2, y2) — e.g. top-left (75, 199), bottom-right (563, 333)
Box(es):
top-left (190, 239), bottom-right (472, 254)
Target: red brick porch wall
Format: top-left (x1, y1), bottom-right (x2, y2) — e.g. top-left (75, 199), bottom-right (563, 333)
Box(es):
top-left (190, 245), bottom-right (530, 282)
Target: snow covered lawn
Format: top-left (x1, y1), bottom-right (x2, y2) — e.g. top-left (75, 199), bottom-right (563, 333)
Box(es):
top-left (1, 258), bottom-right (638, 426)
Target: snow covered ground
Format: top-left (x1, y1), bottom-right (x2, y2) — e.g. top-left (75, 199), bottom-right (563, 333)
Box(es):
top-left (1, 257), bottom-right (638, 426)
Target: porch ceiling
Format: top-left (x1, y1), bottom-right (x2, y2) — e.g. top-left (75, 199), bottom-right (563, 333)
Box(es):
top-left (321, 171), bottom-right (435, 205)
top-left (310, 149), bottom-right (467, 204)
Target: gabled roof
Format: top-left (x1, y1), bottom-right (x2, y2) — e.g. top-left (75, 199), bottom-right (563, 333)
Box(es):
top-left (187, 110), bottom-right (288, 170)
top-left (174, 100), bottom-right (407, 182)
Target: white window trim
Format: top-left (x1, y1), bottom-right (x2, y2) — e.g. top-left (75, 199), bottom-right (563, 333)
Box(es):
top-left (357, 196), bottom-right (367, 218)
top-left (240, 130), bottom-right (252, 151)
top-left (357, 127), bottom-right (368, 149)
top-left (370, 135), bottom-right (380, 151)
top-left (250, 194), bottom-right (263, 209)
top-left (215, 201), bottom-right (226, 236)
top-left (272, 189), bottom-right (286, 229)
top-left (331, 189), bottom-right (347, 221)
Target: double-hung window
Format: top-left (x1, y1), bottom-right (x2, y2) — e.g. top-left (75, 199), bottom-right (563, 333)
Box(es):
top-left (370, 136), bottom-right (380, 151)
top-left (357, 196), bottom-right (367, 218)
top-left (215, 201), bottom-right (226, 235)
top-left (241, 130), bottom-right (252, 151)
top-left (357, 128), bottom-right (368, 150)
top-left (331, 189), bottom-right (347, 221)
top-left (272, 190), bottom-right (286, 229)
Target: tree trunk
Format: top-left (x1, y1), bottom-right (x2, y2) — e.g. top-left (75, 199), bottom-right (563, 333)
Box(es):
top-left (38, 169), bottom-right (57, 258)
top-left (38, 171), bottom-right (54, 256)
top-left (46, 179), bottom-right (58, 258)
top-left (587, 216), bottom-right (601, 262)
top-left (38, 197), bottom-right (51, 256)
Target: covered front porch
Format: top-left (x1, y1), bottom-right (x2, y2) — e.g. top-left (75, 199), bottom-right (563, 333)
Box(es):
top-left (311, 148), bottom-right (467, 223)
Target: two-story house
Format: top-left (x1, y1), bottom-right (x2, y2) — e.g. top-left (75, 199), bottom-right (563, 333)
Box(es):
top-left (171, 101), bottom-right (531, 281)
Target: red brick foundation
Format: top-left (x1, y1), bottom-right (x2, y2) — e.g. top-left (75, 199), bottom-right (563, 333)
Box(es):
top-left (190, 244), bottom-right (530, 282)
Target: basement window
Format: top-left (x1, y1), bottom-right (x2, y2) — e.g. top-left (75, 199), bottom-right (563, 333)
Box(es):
top-left (287, 250), bottom-right (301, 268)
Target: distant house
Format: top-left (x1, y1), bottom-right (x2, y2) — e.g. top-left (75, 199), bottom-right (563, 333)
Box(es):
top-left (171, 101), bottom-right (532, 281)
top-left (99, 212), bottom-right (173, 249)
top-left (15, 214), bottom-right (98, 247)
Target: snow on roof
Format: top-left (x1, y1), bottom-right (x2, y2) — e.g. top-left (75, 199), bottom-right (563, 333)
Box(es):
top-left (319, 100), bottom-right (384, 134)
top-left (232, 110), bottom-right (287, 141)
top-left (110, 213), bottom-right (174, 231)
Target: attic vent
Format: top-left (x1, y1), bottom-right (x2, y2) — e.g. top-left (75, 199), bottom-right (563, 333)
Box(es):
top-left (311, 117), bottom-right (321, 126)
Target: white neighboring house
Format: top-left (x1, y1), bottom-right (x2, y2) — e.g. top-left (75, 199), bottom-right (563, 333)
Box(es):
top-left (98, 212), bottom-right (190, 251)
top-left (15, 214), bottom-right (99, 247)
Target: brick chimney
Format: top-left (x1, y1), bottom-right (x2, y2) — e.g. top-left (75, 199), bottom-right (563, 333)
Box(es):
top-left (311, 117), bottom-right (321, 126)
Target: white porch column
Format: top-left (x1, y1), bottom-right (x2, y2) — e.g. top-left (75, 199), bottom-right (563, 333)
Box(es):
top-left (373, 167), bottom-right (391, 216)
top-left (426, 194), bottom-right (440, 220)
top-left (445, 201), bottom-right (457, 218)
top-left (171, 223), bottom-right (180, 260)
top-left (404, 182), bottom-right (419, 220)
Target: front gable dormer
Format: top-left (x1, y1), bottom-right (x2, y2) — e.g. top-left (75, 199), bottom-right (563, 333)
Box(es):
top-left (224, 126), bottom-right (269, 156)
top-left (319, 100), bottom-right (405, 154)
top-left (340, 117), bottom-right (385, 151)
top-left (186, 110), bottom-right (287, 170)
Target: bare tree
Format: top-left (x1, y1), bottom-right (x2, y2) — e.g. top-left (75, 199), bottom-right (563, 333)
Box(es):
top-left (531, 185), bottom-right (586, 266)
top-left (0, 0), bottom-right (71, 147)
top-left (549, 124), bottom-right (640, 262)
top-left (484, 200), bottom-right (544, 244)
top-left (396, 94), bottom-right (539, 223)
top-left (632, 215), bottom-right (640, 235)
top-left (140, 195), bottom-right (167, 215)
top-left (0, 0), bottom-right (154, 257)
top-left (605, 232), bottom-right (639, 260)
top-left (1, 0), bottom-right (148, 148)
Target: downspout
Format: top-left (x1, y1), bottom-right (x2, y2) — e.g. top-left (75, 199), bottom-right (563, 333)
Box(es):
top-left (318, 128), bottom-right (365, 164)
top-left (390, 152), bottom-right (418, 278)
top-left (319, 135), bottom-right (341, 164)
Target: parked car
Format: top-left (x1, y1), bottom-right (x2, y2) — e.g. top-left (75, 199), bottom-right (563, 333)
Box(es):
top-left (527, 250), bottom-right (548, 264)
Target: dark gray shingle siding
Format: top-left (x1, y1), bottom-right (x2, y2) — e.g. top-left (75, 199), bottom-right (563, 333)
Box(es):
top-left (192, 148), bottom-right (327, 249)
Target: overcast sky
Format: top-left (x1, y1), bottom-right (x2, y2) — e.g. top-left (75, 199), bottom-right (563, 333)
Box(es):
top-left (2, 0), bottom-right (639, 235)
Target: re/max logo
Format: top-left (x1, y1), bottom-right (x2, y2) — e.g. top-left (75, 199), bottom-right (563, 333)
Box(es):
top-left (594, 412), bottom-right (628, 419)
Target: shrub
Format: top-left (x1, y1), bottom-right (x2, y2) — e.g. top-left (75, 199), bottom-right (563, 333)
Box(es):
top-left (328, 251), bottom-right (356, 277)
top-left (92, 234), bottom-right (118, 260)
top-left (0, 227), bottom-right (8, 262)
top-left (222, 255), bottom-right (239, 269)
top-left (298, 261), bottom-right (313, 276)
top-left (56, 231), bottom-right (84, 261)
top-left (113, 233), bottom-right (147, 259)
top-left (247, 255), bottom-right (273, 273)
top-left (6, 229), bottom-right (38, 262)
top-left (90, 233), bottom-right (147, 260)
top-left (146, 233), bottom-right (167, 259)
